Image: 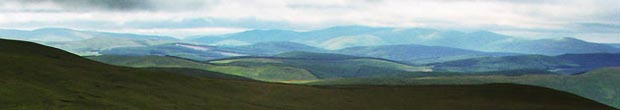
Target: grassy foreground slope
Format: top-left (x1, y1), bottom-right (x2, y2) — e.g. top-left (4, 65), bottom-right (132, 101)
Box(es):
top-left (310, 67), bottom-right (620, 108)
top-left (0, 39), bottom-right (615, 110)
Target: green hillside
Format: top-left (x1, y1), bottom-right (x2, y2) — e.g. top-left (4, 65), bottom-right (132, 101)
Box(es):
top-left (309, 67), bottom-right (620, 108)
top-left (90, 52), bottom-right (431, 82)
top-left (209, 54), bottom-right (432, 79)
top-left (88, 55), bottom-right (318, 81)
top-left (1, 39), bottom-right (615, 110)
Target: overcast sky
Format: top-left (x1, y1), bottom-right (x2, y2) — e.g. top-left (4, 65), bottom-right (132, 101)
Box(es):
top-left (0, 0), bottom-right (618, 42)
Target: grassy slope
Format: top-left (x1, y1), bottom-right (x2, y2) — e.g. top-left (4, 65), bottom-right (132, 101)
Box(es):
top-left (0, 39), bottom-right (615, 110)
top-left (309, 67), bottom-right (620, 108)
top-left (88, 55), bottom-right (317, 81)
top-left (209, 57), bottom-right (431, 79)
top-left (89, 55), bottom-right (430, 81)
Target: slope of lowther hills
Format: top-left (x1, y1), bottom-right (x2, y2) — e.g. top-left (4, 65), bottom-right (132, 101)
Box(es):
top-left (0, 38), bottom-right (614, 110)
top-left (308, 67), bottom-right (620, 108)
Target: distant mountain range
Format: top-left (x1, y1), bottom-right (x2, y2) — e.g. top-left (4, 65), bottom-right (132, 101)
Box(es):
top-left (189, 26), bottom-right (620, 55)
top-left (0, 28), bottom-right (179, 55)
top-left (100, 41), bottom-right (326, 61)
top-left (100, 43), bottom-right (247, 61)
top-left (1, 26), bottom-right (618, 56)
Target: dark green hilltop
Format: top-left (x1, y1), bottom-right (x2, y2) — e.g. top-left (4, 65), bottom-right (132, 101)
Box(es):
top-left (1, 39), bottom-right (617, 110)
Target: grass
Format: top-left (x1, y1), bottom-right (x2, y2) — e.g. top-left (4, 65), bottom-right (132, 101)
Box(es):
top-left (308, 67), bottom-right (620, 108)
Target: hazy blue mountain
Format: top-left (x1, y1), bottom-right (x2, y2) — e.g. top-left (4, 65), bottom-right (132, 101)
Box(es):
top-left (100, 43), bottom-right (247, 61)
top-left (5, 26), bottom-right (617, 56)
top-left (274, 51), bottom-right (361, 60)
top-left (380, 30), bottom-right (512, 51)
top-left (556, 53), bottom-right (620, 72)
top-left (0, 28), bottom-right (88, 42)
top-left (430, 53), bottom-right (620, 74)
top-left (189, 29), bottom-right (302, 45)
top-left (0, 28), bottom-right (176, 42)
top-left (189, 26), bottom-right (620, 55)
top-left (0, 28), bottom-right (179, 55)
top-left (336, 44), bottom-right (518, 64)
top-left (490, 37), bottom-right (620, 55)
top-left (606, 43), bottom-right (620, 48)
top-left (230, 41), bottom-right (327, 55)
top-left (100, 42), bottom-right (327, 61)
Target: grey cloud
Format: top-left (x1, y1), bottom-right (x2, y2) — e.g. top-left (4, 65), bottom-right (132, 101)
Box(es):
top-left (9, 0), bottom-right (215, 11)
top-left (55, 0), bottom-right (151, 11)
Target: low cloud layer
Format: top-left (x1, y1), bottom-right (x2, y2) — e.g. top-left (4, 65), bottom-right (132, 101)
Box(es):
top-left (0, 0), bottom-right (618, 42)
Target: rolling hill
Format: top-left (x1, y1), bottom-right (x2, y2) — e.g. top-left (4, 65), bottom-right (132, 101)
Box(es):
top-left (336, 44), bottom-right (517, 64)
top-left (429, 53), bottom-right (620, 74)
top-left (3, 38), bottom-right (614, 110)
top-left (490, 37), bottom-right (620, 55)
top-left (225, 41), bottom-right (327, 55)
top-left (88, 55), bottom-right (318, 81)
top-left (99, 43), bottom-right (248, 61)
top-left (90, 52), bottom-right (431, 82)
top-left (606, 43), bottom-right (620, 48)
top-left (0, 28), bottom-right (179, 55)
top-left (208, 52), bottom-right (431, 79)
top-left (99, 42), bottom-right (327, 61)
top-left (308, 67), bottom-right (620, 108)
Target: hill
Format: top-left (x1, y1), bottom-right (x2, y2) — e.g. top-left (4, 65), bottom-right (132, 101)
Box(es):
top-left (556, 53), bottom-right (620, 70)
top-left (100, 42), bottom-right (327, 61)
top-left (208, 52), bottom-right (432, 79)
top-left (490, 37), bottom-right (620, 55)
top-left (88, 55), bottom-right (318, 81)
top-left (606, 43), bottom-right (620, 48)
top-left (429, 53), bottom-right (620, 74)
top-left (227, 41), bottom-right (327, 55)
top-left (92, 51), bottom-right (432, 81)
top-left (274, 51), bottom-right (361, 60)
top-left (308, 67), bottom-right (620, 108)
top-left (0, 28), bottom-right (179, 55)
top-left (336, 44), bottom-right (517, 64)
top-left (2, 39), bottom-right (614, 109)
top-left (99, 43), bottom-right (248, 61)
top-left (85, 55), bottom-right (253, 81)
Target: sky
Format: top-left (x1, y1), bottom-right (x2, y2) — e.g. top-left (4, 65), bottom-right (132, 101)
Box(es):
top-left (0, 0), bottom-right (618, 43)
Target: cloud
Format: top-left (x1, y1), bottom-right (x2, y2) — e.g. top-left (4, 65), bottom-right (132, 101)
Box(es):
top-left (0, 0), bottom-right (618, 42)
top-left (0, 0), bottom-right (214, 12)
